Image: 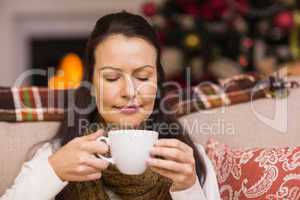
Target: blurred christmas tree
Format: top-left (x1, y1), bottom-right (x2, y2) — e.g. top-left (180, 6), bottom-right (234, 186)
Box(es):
top-left (142, 0), bottom-right (299, 85)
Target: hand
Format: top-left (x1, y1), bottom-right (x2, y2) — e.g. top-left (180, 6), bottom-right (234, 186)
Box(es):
top-left (48, 130), bottom-right (110, 182)
top-left (147, 138), bottom-right (197, 192)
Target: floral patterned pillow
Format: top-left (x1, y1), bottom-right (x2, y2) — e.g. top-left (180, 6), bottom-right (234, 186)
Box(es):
top-left (205, 138), bottom-right (300, 200)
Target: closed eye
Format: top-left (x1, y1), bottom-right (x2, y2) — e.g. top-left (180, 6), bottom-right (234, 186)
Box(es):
top-left (136, 77), bottom-right (149, 81)
top-left (105, 77), bottom-right (120, 82)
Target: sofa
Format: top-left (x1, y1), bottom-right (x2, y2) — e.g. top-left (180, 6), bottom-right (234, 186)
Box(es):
top-left (1, 76), bottom-right (300, 198)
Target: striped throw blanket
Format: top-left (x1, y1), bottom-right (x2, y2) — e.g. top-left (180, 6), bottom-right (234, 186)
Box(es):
top-left (165, 74), bottom-right (299, 117)
top-left (0, 87), bottom-right (69, 121)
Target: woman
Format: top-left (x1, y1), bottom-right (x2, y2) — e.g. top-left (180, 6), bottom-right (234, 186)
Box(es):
top-left (1, 11), bottom-right (220, 200)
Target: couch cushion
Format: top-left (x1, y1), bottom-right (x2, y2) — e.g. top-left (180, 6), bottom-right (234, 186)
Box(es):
top-left (179, 76), bottom-right (300, 148)
top-left (205, 138), bottom-right (300, 199)
top-left (0, 121), bottom-right (61, 196)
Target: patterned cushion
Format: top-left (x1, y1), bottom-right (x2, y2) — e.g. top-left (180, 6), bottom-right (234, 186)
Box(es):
top-left (205, 138), bottom-right (300, 199)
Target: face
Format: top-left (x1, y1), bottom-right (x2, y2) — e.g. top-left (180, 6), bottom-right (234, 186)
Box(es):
top-left (93, 34), bottom-right (158, 128)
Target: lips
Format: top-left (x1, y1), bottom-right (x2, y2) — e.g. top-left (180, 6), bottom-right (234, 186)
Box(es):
top-left (114, 104), bottom-right (141, 114)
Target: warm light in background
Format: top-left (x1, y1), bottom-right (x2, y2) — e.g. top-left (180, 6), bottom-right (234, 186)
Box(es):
top-left (48, 53), bottom-right (83, 89)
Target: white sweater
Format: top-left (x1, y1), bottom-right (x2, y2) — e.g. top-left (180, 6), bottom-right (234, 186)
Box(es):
top-left (1, 142), bottom-right (220, 200)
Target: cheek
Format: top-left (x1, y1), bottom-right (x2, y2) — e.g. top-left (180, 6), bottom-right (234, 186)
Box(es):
top-left (137, 80), bottom-right (158, 107)
top-left (95, 80), bottom-right (121, 110)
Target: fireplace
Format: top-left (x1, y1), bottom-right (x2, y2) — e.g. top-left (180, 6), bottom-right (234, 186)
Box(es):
top-left (30, 37), bottom-right (88, 86)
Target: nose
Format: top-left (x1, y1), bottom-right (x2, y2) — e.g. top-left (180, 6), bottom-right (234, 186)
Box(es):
top-left (121, 75), bottom-right (137, 99)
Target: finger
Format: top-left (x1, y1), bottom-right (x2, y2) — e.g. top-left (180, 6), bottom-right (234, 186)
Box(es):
top-left (147, 157), bottom-right (188, 173)
top-left (155, 139), bottom-right (193, 154)
top-left (83, 172), bottom-right (102, 181)
top-left (82, 155), bottom-right (110, 170)
top-left (150, 146), bottom-right (194, 164)
top-left (73, 165), bottom-right (100, 175)
top-left (74, 172), bottom-right (102, 182)
top-left (150, 166), bottom-right (182, 183)
top-left (82, 140), bottom-right (109, 155)
top-left (83, 129), bottom-right (105, 141)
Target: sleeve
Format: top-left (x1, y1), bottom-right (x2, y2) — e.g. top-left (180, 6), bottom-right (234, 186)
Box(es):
top-left (0, 143), bottom-right (68, 200)
top-left (169, 144), bottom-right (221, 200)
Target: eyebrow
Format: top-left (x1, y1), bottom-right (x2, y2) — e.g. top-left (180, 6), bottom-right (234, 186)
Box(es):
top-left (98, 65), bottom-right (154, 72)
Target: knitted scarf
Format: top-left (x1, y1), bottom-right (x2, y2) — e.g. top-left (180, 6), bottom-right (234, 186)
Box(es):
top-left (56, 164), bottom-right (173, 200)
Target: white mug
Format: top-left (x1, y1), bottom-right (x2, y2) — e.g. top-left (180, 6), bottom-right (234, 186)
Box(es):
top-left (96, 129), bottom-right (158, 175)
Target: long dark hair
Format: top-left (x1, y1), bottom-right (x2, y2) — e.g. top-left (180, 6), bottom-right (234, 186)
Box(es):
top-left (56, 11), bottom-right (206, 186)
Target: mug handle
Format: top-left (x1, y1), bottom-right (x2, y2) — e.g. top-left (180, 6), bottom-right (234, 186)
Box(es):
top-left (96, 136), bottom-right (115, 164)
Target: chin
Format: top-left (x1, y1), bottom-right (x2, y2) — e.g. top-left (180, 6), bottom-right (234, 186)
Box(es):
top-left (102, 111), bottom-right (152, 129)
top-left (117, 118), bottom-right (143, 129)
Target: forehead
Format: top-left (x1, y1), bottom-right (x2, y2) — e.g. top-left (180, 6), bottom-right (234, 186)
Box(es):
top-left (94, 34), bottom-right (157, 71)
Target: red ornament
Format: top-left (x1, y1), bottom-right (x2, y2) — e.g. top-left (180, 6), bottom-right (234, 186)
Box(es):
top-left (142, 2), bottom-right (157, 17)
top-left (242, 38), bottom-right (253, 49)
top-left (239, 55), bottom-right (248, 67)
top-left (273, 10), bottom-right (294, 32)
